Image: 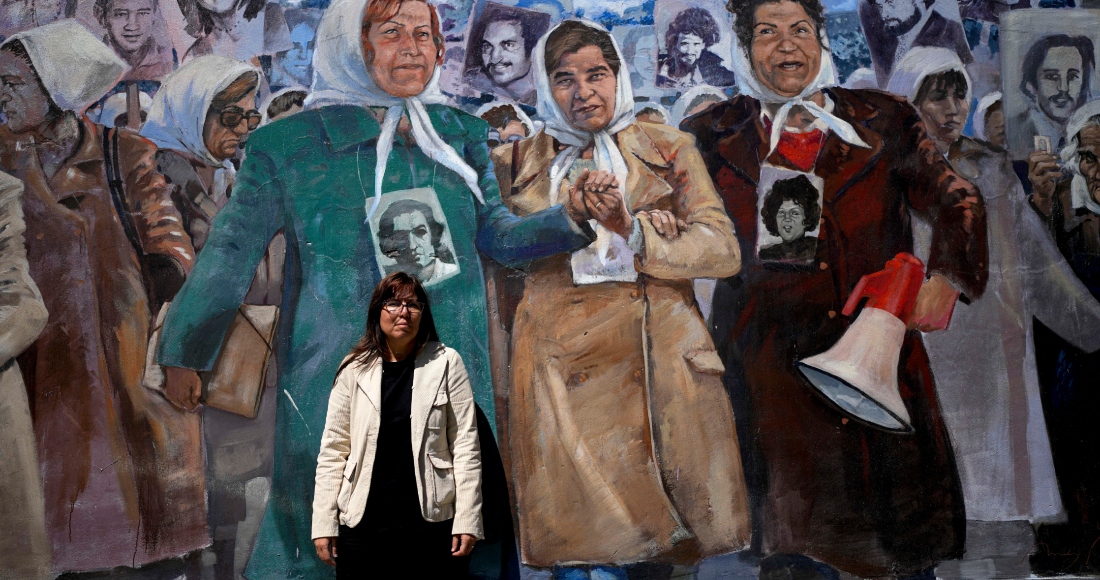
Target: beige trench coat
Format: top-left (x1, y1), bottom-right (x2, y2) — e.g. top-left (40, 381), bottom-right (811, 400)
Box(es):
top-left (492, 122), bottom-right (750, 567)
top-left (0, 171), bottom-right (50, 579)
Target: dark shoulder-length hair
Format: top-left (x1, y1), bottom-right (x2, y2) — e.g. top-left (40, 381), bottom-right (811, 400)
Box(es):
top-left (341, 271), bottom-right (438, 372)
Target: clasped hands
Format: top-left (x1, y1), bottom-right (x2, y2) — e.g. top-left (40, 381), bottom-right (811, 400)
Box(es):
top-left (566, 169), bottom-right (686, 240)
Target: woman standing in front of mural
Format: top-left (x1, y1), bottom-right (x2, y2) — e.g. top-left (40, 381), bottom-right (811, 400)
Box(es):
top-left (493, 19), bottom-right (750, 579)
top-left (0, 20), bottom-right (206, 577)
top-left (156, 0), bottom-right (598, 576)
top-left (681, 0), bottom-right (989, 577)
top-left (312, 272), bottom-right (482, 576)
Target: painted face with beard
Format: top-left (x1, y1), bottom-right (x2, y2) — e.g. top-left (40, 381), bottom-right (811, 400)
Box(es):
top-left (479, 19), bottom-right (530, 87)
top-left (877, 0), bottom-right (922, 35)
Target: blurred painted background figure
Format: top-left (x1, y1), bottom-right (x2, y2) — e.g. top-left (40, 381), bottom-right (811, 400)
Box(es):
top-left (682, 0), bottom-right (988, 577)
top-left (0, 21), bottom-right (204, 576)
top-left (268, 8), bottom-right (319, 90)
top-left (890, 47), bottom-right (1100, 579)
top-left (670, 84), bottom-right (728, 127)
top-left (494, 19), bottom-right (750, 579)
top-left (95, 0), bottom-right (174, 81)
top-left (0, 171), bottom-right (50, 580)
top-left (1029, 100), bottom-right (1100, 575)
top-left (657, 7), bottom-right (736, 89)
top-left (93, 90), bottom-right (154, 128)
top-left (141, 55), bottom-right (285, 579)
top-left (620, 25), bottom-right (659, 90)
top-left (973, 91), bottom-right (1005, 149)
top-left (155, 0), bottom-right (596, 575)
top-left (476, 101), bottom-right (534, 148)
top-left (262, 87), bottom-right (308, 123)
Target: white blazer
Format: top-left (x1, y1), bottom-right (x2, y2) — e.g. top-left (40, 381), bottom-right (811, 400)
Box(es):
top-left (311, 342), bottom-right (483, 540)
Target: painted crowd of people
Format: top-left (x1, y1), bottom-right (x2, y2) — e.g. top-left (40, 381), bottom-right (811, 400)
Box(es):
top-left (2, 0), bottom-right (1100, 578)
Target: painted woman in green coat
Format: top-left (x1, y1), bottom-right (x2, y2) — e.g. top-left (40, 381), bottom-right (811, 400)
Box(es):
top-left (156, 0), bottom-right (596, 575)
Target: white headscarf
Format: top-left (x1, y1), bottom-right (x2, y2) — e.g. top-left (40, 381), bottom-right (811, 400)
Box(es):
top-left (141, 55), bottom-right (259, 168)
top-left (730, 17), bottom-right (868, 155)
top-left (973, 91), bottom-right (1001, 142)
top-left (886, 47), bottom-right (972, 105)
top-left (1061, 100), bottom-right (1100, 215)
top-left (634, 101), bottom-right (670, 124)
top-left (304, 0), bottom-right (483, 220)
top-left (533, 19), bottom-right (638, 282)
top-left (2, 20), bottom-right (127, 114)
top-left (96, 91), bottom-right (152, 128)
top-left (534, 19), bottom-right (635, 211)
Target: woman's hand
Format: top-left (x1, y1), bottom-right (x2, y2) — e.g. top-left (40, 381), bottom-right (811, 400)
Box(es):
top-left (644, 210), bottom-right (688, 239)
top-left (579, 170), bottom-right (632, 238)
top-left (164, 366), bottom-right (203, 411)
top-left (907, 274), bottom-right (960, 332)
top-left (451, 534), bottom-right (477, 557)
top-left (314, 537), bottom-right (337, 567)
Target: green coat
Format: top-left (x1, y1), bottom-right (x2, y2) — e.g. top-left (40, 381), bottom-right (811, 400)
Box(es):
top-left (158, 104), bottom-right (591, 578)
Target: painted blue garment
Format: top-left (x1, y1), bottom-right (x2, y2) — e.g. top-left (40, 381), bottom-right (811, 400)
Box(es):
top-left (157, 104), bottom-right (592, 578)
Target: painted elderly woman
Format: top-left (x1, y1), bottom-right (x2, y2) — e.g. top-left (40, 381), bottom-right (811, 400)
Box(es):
top-left (681, 0), bottom-right (989, 577)
top-left (492, 20), bottom-right (750, 578)
top-left (156, 0), bottom-right (596, 575)
top-left (0, 20), bottom-right (204, 576)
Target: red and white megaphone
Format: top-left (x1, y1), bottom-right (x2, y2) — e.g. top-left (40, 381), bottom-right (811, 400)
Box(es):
top-left (796, 253), bottom-right (926, 433)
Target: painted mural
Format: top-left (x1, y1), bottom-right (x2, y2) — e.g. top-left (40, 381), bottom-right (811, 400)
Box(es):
top-left (2, 0), bottom-right (1100, 577)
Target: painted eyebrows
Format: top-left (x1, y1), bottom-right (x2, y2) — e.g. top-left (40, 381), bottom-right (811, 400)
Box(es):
top-left (586, 65), bottom-right (610, 74)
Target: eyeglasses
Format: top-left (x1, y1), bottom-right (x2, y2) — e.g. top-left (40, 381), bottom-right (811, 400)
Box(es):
top-left (218, 106), bottom-right (262, 131)
top-left (382, 299), bottom-right (424, 314)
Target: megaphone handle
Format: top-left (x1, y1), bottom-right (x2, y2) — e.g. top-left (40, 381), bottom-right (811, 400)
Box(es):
top-left (842, 276), bottom-right (870, 317)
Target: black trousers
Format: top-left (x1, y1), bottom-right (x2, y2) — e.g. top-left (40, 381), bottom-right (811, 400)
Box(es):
top-left (337, 518), bottom-right (470, 578)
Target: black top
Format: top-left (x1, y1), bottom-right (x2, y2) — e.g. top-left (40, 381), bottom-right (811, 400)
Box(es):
top-left (362, 356), bottom-right (422, 530)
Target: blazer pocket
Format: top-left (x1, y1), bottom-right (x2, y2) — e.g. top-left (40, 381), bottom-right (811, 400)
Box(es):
top-left (427, 389), bottom-right (449, 431)
top-left (428, 453), bottom-right (456, 507)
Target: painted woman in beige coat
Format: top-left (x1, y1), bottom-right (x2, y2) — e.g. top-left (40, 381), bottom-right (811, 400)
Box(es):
top-left (491, 19), bottom-right (750, 573)
top-left (0, 170), bottom-right (50, 579)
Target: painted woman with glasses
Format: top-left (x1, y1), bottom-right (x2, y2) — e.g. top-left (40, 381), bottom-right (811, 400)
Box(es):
top-left (142, 55), bottom-right (264, 253)
top-left (313, 272), bottom-right (482, 576)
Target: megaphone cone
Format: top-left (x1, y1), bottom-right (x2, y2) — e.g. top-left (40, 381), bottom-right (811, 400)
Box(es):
top-left (797, 253), bottom-right (926, 433)
top-left (797, 308), bottom-right (912, 432)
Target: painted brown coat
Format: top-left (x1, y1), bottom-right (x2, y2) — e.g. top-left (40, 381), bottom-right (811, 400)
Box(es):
top-left (492, 122), bottom-right (751, 567)
top-left (682, 88), bottom-right (988, 577)
top-left (5, 118), bottom-right (206, 573)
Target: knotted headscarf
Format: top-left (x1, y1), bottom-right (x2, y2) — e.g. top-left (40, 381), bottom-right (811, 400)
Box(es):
top-left (305, 0), bottom-right (483, 220)
top-left (2, 20), bottom-right (127, 114)
top-left (730, 17), bottom-right (868, 155)
top-left (1061, 100), bottom-right (1100, 215)
top-left (533, 19), bottom-right (638, 281)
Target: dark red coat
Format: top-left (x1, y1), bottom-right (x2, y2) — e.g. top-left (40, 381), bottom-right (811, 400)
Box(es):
top-left (682, 88), bottom-right (988, 577)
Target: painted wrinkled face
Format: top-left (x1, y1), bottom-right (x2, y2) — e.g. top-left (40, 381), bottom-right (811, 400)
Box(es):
top-left (1033, 46), bottom-right (1083, 123)
top-left (105, 0), bottom-right (156, 54)
top-left (202, 90), bottom-right (258, 161)
top-left (632, 35), bottom-right (658, 79)
top-left (675, 33), bottom-right (704, 68)
top-left (750, 0), bottom-right (822, 97)
top-left (480, 20), bottom-right (530, 86)
top-left (550, 45), bottom-right (618, 132)
top-left (1077, 125), bottom-right (1100, 204)
top-left (387, 211), bottom-right (435, 268)
top-left (0, 51), bottom-right (51, 135)
top-left (776, 199), bottom-right (806, 241)
top-left (878, 0), bottom-right (921, 33)
top-left (284, 23), bottom-right (316, 80)
top-left (364, 1), bottom-right (439, 98)
top-left (916, 80), bottom-right (970, 148)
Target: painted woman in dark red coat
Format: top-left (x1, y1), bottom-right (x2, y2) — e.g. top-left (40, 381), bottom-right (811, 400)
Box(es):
top-left (680, 0), bottom-right (989, 577)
